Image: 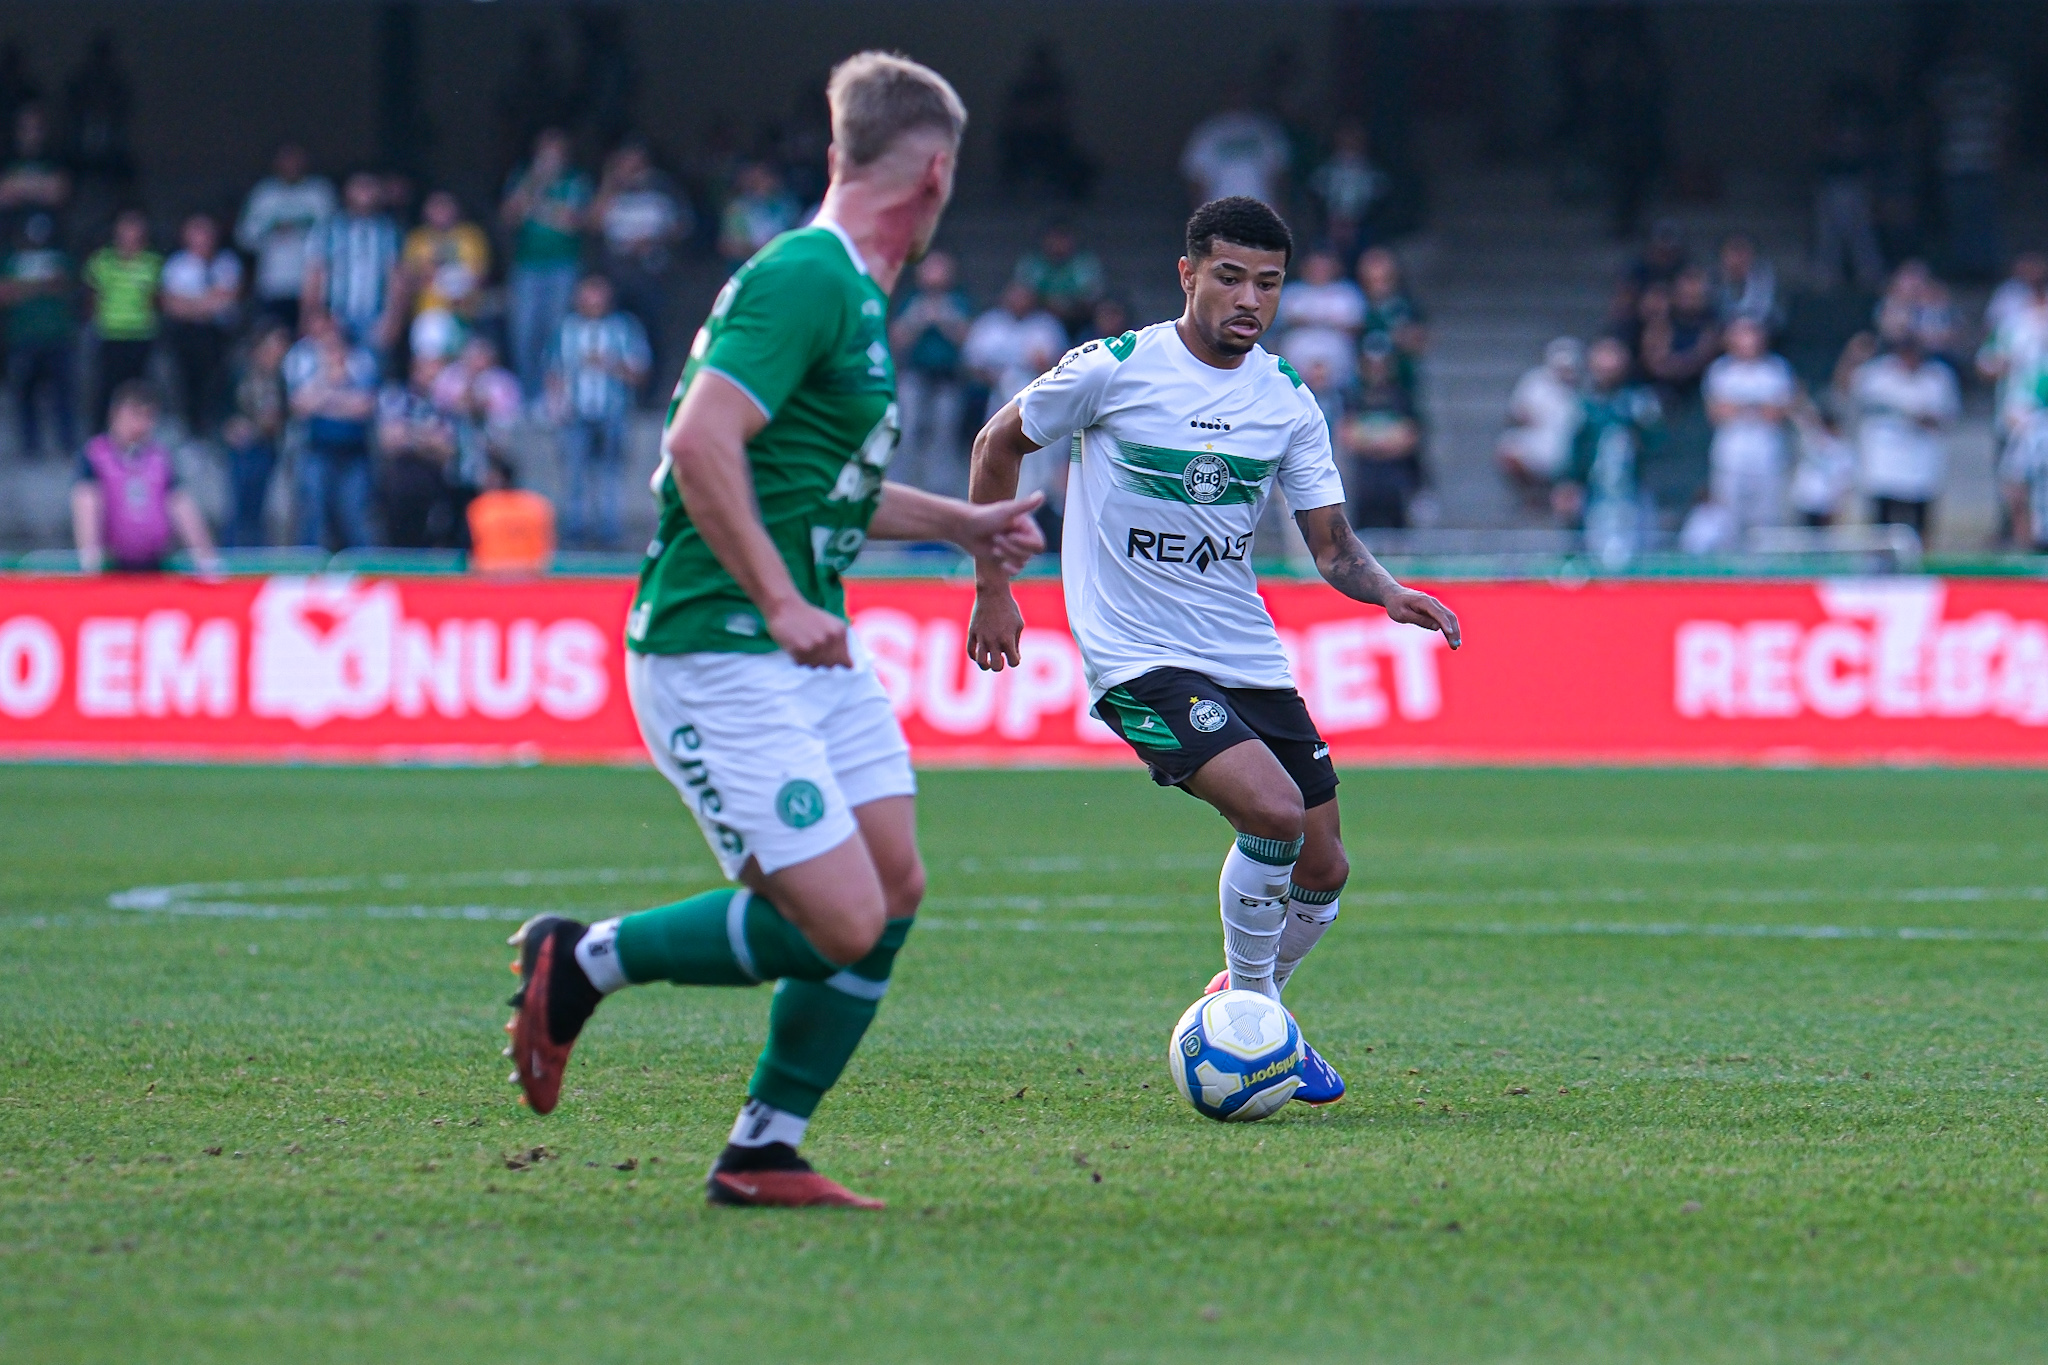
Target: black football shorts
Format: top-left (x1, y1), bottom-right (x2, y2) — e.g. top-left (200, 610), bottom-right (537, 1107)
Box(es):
top-left (1093, 666), bottom-right (1339, 809)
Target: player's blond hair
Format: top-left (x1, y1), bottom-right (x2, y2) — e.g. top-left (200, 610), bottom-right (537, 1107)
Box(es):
top-left (826, 52), bottom-right (967, 169)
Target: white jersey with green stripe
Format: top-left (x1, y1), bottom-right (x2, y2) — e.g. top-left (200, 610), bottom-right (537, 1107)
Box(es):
top-left (1016, 320), bottom-right (1346, 700)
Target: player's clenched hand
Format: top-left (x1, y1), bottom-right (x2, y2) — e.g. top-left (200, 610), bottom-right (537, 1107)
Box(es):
top-left (954, 492), bottom-right (1046, 577)
top-left (967, 586), bottom-right (1026, 672)
top-left (1383, 588), bottom-right (1463, 650)
top-left (768, 599), bottom-right (853, 668)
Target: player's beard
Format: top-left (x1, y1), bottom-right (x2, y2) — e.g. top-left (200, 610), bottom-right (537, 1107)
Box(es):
top-left (1202, 310), bottom-right (1264, 357)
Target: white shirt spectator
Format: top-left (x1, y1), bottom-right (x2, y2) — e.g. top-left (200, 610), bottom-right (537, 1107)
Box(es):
top-left (1277, 327), bottom-right (1355, 392)
top-left (1852, 355), bottom-right (1959, 502)
top-left (964, 304), bottom-right (1068, 418)
top-left (237, 174), bottom-right (336, 303)
top-left (602, 178), bottom-right (689, 263)
top-left (1500, 361), bottom-right (1584, 480)
top-left (161, 249), bottom-right (243, 325)
top-left (1979, 295), bottom-right (2048, 435)
top-left (1704, 354), bottom-right (1796, 469)
top-left (1180, 110), bottom-right (1290, 205)
top-left (1789, 421), bottom-right (1858, 519)
top-left (1985, 278), bottom-right (2042, 336)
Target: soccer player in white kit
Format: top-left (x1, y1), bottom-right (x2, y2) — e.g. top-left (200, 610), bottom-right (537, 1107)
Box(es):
top-left (965, 198), bottom-right (1462, 1104)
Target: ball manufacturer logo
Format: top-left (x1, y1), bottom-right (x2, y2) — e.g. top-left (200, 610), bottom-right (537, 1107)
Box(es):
top-left (1190, 699), bottom-right (1228, 733)
top-left (775, 779), bottom-right (827, 829)
top-left (1181, 1032), bottom-right (1203, 1057)
top-left (1181, 453), bottom-right (1231, 504)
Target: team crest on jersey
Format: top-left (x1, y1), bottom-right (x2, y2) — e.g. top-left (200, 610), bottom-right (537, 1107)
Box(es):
top-left (1181, 453), bottom-right (1232, 504)
top-left (1189, 699), bottom-right (1229, 733)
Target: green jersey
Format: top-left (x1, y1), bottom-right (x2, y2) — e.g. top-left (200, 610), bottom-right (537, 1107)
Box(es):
top-left (627, 223), bottom-right (897, 656)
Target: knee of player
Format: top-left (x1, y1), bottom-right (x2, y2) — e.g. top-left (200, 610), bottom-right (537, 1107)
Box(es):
top-left (1294, 845), bottom-right (1350, 894)
top-left (1239, 794), bottom-right (1306, 845)
top-left (812, 900), bottom-right (888, 968)
top-left (885, 857), bottom-right (927, 921)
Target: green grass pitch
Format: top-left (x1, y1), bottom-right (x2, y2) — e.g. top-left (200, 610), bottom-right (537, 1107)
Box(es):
top-left (4, 763), bottom-right (2048, 1363)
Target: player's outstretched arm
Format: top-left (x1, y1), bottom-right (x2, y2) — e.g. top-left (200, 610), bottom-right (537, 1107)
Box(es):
top-left (667, 370), bottom-right (851, 668)
top-left (965, 400), bottom-right (1046, 672)
top-left (869, 482), bottom-right (1045, 574)
top-left (1294, 503), bottom-right (1462, 650)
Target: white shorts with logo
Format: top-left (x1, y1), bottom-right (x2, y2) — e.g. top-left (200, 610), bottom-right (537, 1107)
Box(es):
top-left (626, 641), bottom-right (916, 880)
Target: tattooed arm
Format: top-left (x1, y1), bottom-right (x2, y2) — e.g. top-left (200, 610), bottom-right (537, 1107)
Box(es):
top-left (1293, 503), bottom-right (1462, 648)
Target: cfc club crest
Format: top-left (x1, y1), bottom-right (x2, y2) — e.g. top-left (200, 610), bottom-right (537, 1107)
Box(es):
top-left (1189, 699), bottom-right (1228, 733)
top-left (1181, 453), bottom-right (1231, 504)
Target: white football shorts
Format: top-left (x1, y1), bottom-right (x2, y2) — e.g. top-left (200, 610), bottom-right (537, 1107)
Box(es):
top-left (625, 639), bottom-right (916, 880)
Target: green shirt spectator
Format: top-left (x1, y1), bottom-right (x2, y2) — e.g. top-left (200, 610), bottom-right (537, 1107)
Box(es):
top-left (83, 243), bottom-right (161, 341)
top-left (2, 232), bottom-right (74, 346)
top-left (505, 163), bottom-right (592, 268)
top-left (1011, 223), bottom-right (1103, 339)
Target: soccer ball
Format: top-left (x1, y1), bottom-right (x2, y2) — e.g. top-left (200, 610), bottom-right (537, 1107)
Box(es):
top-left (1168, 988), bottom-right (1303, 1122)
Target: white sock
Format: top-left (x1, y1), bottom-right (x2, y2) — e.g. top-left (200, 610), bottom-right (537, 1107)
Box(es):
top-left (727, 1098), bottom-right (809, 1150)
top-left (1219, 833), bottom-right (1302, 1002)
top-left (1273, 886), bottom-right (1341, 996)
top-left (573, 918), bottom-right (629, 994)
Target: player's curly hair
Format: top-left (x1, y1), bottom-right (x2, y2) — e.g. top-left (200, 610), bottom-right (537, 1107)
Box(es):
top-left (1185, 197), bottom-right (1294, 266)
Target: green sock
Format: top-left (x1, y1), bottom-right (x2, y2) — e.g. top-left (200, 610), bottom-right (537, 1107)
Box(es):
top-left (749, 917), bottom-right (914, 1119)
top-left (613, 888), bottom-right (838, 987)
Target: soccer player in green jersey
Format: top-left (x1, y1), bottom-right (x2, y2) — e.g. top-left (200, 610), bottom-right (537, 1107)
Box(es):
top-left (502, 53), bottom-right (1045, 1209)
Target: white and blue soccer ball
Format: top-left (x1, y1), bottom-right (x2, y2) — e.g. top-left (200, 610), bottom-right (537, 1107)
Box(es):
top-left (1168, 988), bottom-right (1303, 1122)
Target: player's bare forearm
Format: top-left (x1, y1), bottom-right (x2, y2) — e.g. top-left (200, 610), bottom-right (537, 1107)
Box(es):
top-left (967, 401), bottom-right (1041, 589)
top-left (1294, 503), bottom-right (1462, 649)
top-left (872, 481), bottom-right (1045, 575)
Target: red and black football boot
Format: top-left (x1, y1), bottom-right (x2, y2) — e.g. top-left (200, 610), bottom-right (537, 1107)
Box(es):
top-left (705, 1142), bottom-right (885, 1210)
top-left (1204, 969), bottom-right (1230, 996)
top-left (504, 915), bottom-right (602, 1115)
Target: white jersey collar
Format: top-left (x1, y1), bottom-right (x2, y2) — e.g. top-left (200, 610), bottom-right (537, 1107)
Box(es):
top-left (810, 217), bottom-right (871, 278)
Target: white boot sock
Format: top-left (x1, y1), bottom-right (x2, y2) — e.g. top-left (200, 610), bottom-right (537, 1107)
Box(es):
top-left (1273, 886), bottom-right (1341, 996)
top-left (1219, 833), bottom-right (1302, 1002)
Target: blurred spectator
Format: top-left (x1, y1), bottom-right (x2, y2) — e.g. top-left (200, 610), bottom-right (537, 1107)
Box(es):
top-left (1702, 317), bottom-right (1795, 538)
top-left (1011, 222), bottom-right (1103, 342)
top-left (159, 213), bottom-right (241, 437)
top-left (1338, 335), bottom-right (1423, 529)
top-left (718, 161), bottom-right (798, 268)
top-left (71, 380), bottom-right (217, 575)
top-left (434, 334), bottom-right (524, 521)
top-left (467, 455), bottom-right (556, 575)
top-left (1180, 92), bottom-right (1289, 207)
top-left (889, 250), bottom-right (973, 496)
top-left (2, 211), bottom-right (76, 459)
top-left (965, 281), bottom-right (1066, 420)
top-left (1556, 337), bottom-right (1663, 568)
top-left (305, 171), bottom-right (401, 356)
top-left (998, 42), bottom-right (1095, 202)
top-left (502, 128), bottom-right (592, 398)
top-left (2001, 396), bottom-right (2048, 554)
top-left (0, 42), bottom-right (38, 145)
top-left (62, 33), bottom-right (135, 198)
top-left (1928, 43), bottom-right (2011, 280)
top-left (1310, 121), bottom-right (1384, 262)
top-left (1712, 234), bottom-right (1779, 331)
top-left (1985, 250), bottom-right (2048, 337)
top-left (0, 104), bottom-right (69, 226)
top-left (377, 353), bottom-right (459, 549)
top-left (220, 324), bottom-right (289, 548)
top-left (966, 281), bottom-right (1067, 528)
top-left (1811, 81), bottom-right (1886, 291)
top-left (402, 190), bottom-right (490, 361)
top-left (1847, 331), bottom-right (1958, 539)
top-left (546, 273), bottom-right (647, 550)
top-left (286, 313), bottom-right (379, 550)
top-left (1789, 407), bottom-right (1857, 528)
top-left (1875, 260), bottom-right (1960, 360)
top-left (1639, 268), bottom-right (1720, 401)
top-left (82, 208), bottom-right (160, 428)
top-left (1277, 247), bottom-right (1364, 380)
top-left (593, 141), bottom-right (689, 395)
top-left (237, 143), bottom-right (335, 334)
top-left (1977, 253), bottom-right (2048, 451)
top-left (1628, 222), bottom-right (1689, 295)
top-left (1497, 337), bottom-right (1584, 500)
top-left (1357, 248), bottom-right (1427, 400)
top-left (1089, 296), bottom-right (1130, 342)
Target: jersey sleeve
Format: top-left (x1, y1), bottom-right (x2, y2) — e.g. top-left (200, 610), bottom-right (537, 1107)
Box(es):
top-left (1016, 337), bottom-right (1121, 447)
top-left (1275, 390), bottom-right (1347, 512)
top-left (696, 253), bottom-right (840, 419)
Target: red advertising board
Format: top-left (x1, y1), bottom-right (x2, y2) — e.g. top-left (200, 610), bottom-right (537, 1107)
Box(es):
top-left (1, 573), bottom-right (2046, 765)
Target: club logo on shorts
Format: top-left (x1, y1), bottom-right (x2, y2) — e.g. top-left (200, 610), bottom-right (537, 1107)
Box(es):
top-left (1189, 699), bottom-right (1228, 733)
top-left (1181, 453), bottom-right (1231, 504)
top-left (775, 779), bottom-right (828, 829)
